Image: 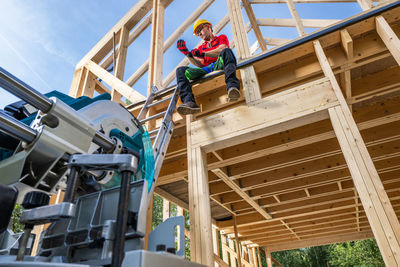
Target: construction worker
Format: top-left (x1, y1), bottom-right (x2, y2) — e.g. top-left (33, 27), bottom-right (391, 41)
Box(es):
top-left (175, 19), bottom-right (241, 115)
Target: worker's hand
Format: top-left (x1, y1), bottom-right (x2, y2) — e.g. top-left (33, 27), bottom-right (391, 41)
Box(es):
top-left (191, 48), bottom-right (205, 58)
top-left (177, 40), bottom-right (193, 57)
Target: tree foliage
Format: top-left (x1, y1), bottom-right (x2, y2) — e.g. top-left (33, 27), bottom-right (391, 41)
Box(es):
top-left (10, 204), bottom-right (24, 233)
top-left (268, 239), bottom-right (384, 267)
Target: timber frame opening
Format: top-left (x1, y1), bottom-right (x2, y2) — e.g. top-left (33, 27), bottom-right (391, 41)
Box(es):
top-left (69, 0), bottom-right (400, 266)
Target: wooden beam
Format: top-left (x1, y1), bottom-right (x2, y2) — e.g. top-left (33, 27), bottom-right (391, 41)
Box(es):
top-left (376, 15), bottom-right (400, 66)
top-left (112, 25), bottom-right (129, 101)
top-left (85, 60), bottom-right (146, 103)
top-left (144, 197), bottom-right (154, 249)
top-left (264, 231), bottom-right (374, 252)
top-left (190, 78), bottom-right (337, 151)
top-left (154, 187), bottom-right (189, 210)
top-left (266, 250), bottom-right (273, 267)
top-left (69, 67), bottom-right (85, 97)
top-left (314, 39), bottom-right (400, 265)
top-left (265, 37), bottom-right (291, 46)
top-left (81, 71), bottom-right (96, 97)
top-left (226, 0), bottom-right (261, 103)
top-left (242, 0), bottom-right (267, 51)
top-left (258, 18), bottom-right (339, 28)
top-left (286, 0), bottom-right (306, 36)
top-left (233, 216), bottom-right (243, 267)
top-left (356, 0), bottom-right (374, 10)
top-left (214, 254), bottom-right (229, 267)
top-left (187, 115), bottom-right (213, 265)
top-left (100, 13), bottom-right (153, 70)
top-left (162, 198), bottom-right (170, 221)
top-left (221, 234), bottom-right (230, 265)
top-left (147, 0), bottom-right (167, 92)
top-left (328, 106), bottom-right (400, 266)
top-left (212, 169), bottom-right (272, 220)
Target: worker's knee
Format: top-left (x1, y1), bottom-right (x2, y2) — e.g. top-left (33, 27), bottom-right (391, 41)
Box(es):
top-left (220, 47), bottom-right (234, 58)
top-left (176, 66), bottom-right (189, 78)
top-left (220, 48), bottom-right (236, 64)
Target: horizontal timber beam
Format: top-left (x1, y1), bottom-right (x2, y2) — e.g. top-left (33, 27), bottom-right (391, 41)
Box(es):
top-left (190, 78), bottom-right (338, 151)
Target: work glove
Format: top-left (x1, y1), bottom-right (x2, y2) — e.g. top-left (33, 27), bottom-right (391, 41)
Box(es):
top-left (191, 48), bottom-right (205, 58)
top-left (177, 39), bottom-right (193, 57)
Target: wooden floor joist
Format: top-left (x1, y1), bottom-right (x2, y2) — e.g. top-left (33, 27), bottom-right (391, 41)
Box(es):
top-left (69, 0), bottom-right (400, 265)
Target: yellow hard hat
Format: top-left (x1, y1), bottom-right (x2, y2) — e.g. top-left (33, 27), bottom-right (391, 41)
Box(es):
top-left (193, 19), bottom-right (212, 35)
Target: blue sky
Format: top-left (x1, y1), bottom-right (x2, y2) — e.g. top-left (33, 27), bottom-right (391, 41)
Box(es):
top-left (0, 0), bottom-right (362, 108)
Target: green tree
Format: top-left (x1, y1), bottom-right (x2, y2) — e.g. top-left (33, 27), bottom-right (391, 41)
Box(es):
top-left (10, 204), bottom-right (24, 233)
top-left (328, 239), bottom-right (384, 267)
top-left (264, 239), bottom-right (383, 267)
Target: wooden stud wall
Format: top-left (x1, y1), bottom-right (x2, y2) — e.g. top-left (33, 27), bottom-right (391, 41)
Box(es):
top-left (69, 0), bottom-right (400, 266)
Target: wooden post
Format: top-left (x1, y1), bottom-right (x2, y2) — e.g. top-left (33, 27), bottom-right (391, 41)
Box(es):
top-left (265, 250), bottom-right (272, 267)
top-left (112, 26), bottom-right (129, 102)
top-left (328, 106), bottom-right (400, 266)
top-left (144, 196), bottom-right (154, 249)
top-left (314, 40), bottom-right (400, 266)
top-left (69, 67), bottom-right (85, 98)
top-left (226, 0), bottom-right (262, 103)
top-left (242, 0), bottom-right (267, 52)
top-left (212, 225), bottom-right (220, 267)
top-left (376, 15), bottom-right (400, 66)
top-left (147, 0), bottom-right (167, 93)
top-left (228, 238), bottom-right (237, 267)
top-left (162, 198), bottom-right (170, 221)
top-left (256, 247), bottom-right (262, 267)
top-left (233, 216), bottom-right (242, 267)
top-left (187, 115), bottom-right (214, 265)
top-left (81, 71), bottom-right (96, 98)
top-left (221, 234), bottom-right (230, 265)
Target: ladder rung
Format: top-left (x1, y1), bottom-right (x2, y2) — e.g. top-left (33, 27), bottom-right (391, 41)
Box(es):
top-left (140, 111), bottom-right (166, 123)
top-left (148, 128), bottom-right (160, 136)
top-left (146, 96), bottom-right (172, 108)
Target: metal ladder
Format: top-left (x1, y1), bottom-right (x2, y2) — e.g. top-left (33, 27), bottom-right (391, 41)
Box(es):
top-left (136, 85), bottom-right (179, 181)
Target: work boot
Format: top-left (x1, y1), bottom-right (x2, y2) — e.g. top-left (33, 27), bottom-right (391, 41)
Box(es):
top-left (177, 101), bottom-right (200, 115)
top-left (227, 87), bottom-right (241, 102)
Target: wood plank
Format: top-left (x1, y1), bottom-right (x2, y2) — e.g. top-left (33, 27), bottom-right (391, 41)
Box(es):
top-left (214, 254), bottom-right (229, 267)
top-left (112, 25), bottom-right (129, 101)
top-left (85, 60), bottom-right (146, 103)
top-left (233, 216), bottom-right (243, 267)
top-left (226, 0), bottom-right (261, 103)
top-left (212, 168), bottom-right (272, 220)
top-left (154, 187), bottom-right (189, 210)
top-left (162, 198), bottom-right (170, 221)
top-left (286, 0), bottom-right (306, 36)
top-left (69, 67), bottom-right (85, 97)
top-left (240, 66), bottom-right (262, 103)
top-left (258, 18), bottom-right (339, 28)
top-left (328, 106), bottom-right (400, 266)
top-left (100, 13), bottom-right (153, 70)
top-left (376, 15), bottom-right (400, 65)
top-left (191, 78), bottom-right (337, 151)
top-left (147, 0), bottom-right (166, 91)
top-left (242, 0), bottom-right (267, 51)
top-left (187, 113), bottom-right (214, 265)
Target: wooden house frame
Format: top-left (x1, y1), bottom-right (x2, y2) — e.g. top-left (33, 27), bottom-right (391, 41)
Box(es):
top-left (68, 0), bottom-right (400, 266)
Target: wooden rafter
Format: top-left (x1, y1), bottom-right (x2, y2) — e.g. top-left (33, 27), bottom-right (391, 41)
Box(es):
top-left (242, 0), bottom-right (267, 51)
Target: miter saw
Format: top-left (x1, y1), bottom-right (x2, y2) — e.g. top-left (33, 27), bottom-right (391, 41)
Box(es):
top-left (0, 67), bottom-right (203, 267)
